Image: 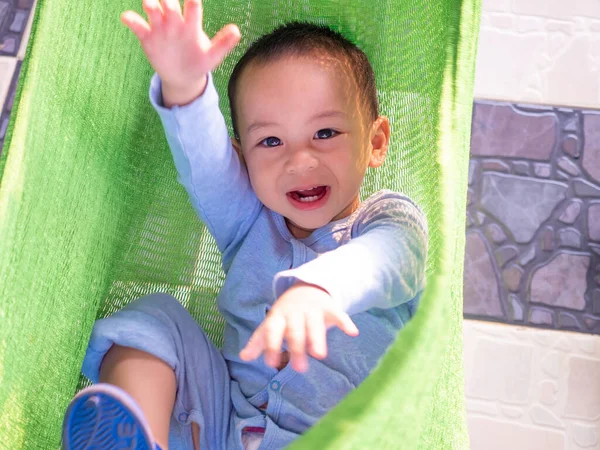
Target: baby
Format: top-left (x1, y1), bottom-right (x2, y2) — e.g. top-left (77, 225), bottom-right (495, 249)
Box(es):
top-left (61, 0), bottom-right (428, 449)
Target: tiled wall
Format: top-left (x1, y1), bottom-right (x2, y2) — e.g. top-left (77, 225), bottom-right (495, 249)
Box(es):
top-left (465, 102), bottom-right (600, 333)
top-left (464, 321), bottom-right (600, 450)
top-left (474, 0), bottom-right (600, 109)
top-left (0, 0), bottom-right (34, 153)
top-left (465, 0), bottom-right (600, 448)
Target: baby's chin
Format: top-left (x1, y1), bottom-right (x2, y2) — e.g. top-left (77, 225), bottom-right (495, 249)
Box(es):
top-left (260, 197), bottom-right (337, 235)
top-left (282, 213), bottom-right (334, 237)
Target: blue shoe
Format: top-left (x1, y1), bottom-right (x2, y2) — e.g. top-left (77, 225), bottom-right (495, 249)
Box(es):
top-left (63, 383), bottom-right (162, 450)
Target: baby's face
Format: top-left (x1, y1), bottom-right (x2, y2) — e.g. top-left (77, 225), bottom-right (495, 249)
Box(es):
top-left (234, 55), bottom-right (388, 238)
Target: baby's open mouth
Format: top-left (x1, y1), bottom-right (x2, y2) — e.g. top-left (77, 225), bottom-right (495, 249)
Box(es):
top-left (287, 185), bottom-right (329, 203)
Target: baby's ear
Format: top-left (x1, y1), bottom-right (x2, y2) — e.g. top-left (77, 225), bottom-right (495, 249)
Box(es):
top-left (231, 137), bottom-right (245, 163)
top-left (369, 116), bottom-right (390, 168)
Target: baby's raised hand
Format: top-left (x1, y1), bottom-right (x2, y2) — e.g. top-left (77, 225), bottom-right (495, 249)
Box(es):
top-left (239, 282), bottom-right (359, 373)
top-left (121, 0), bottom-right (241, 106)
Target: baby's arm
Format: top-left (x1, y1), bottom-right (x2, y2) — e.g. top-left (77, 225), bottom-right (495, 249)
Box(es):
top-left (240, 191), bottom-right (428, 372)
top-left (274, 191), bottom-right (429, 315)
top-left (149, 75), bottom-right (261, 257)
top-left (122, 0), bottom-right (260, 256)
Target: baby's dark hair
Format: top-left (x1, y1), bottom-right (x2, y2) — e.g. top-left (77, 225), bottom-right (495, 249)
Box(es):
top-left (227, 21), bottom-right (379, 140)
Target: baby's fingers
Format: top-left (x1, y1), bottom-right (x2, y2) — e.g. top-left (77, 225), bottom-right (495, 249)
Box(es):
top-left (306, 310), bottom-right (327, 360)
top-left (183, 0), bottom-right (203, 28)
top-left (264, 315), bottom-right (286, 368)
top-left (160, 0), bottom-right (182, 21)
top-left (121, 11), bottom-right (151, 41)
top-left (142, 0), bottom-right (164, 27)
top-left (239, 329), bottom-right (266, 362)
top-left (211, 24), bottom-right (241, 52)
top-left (286, 314), bottom-right (308, 372)
top-left (328, 312), bottom-right (359, 337)
top-left (204, 24), bottom-right (241, 71)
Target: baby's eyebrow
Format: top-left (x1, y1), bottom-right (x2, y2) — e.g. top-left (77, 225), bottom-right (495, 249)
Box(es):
top-left (310, 110), bottom-right (347, 121)
top-left (246, 110), bottom-right (347, 134)
top-left (247, 121), bottom-right (276, 134)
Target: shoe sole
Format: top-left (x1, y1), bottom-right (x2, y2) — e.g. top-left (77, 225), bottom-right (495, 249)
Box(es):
top-left (63, 383), bottom-right (156, 450)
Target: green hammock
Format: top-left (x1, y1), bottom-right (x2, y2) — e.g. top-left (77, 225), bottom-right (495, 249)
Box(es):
top-left (0, 0), bottom-right (480, 447)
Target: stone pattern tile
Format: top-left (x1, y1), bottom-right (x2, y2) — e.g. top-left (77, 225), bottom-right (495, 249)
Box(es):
top-left (475, 0), bottom-right (600, 109)
top-left (464, 319), bottom-right (600, 450)
top-left (0, 58), bottom-right (20, 153)
top-left (0, 0), bottom-right (33, 154)
top-left (465, 101), bottom-right (600, 335)
top-left (0, 0), bottom-right (34, 57)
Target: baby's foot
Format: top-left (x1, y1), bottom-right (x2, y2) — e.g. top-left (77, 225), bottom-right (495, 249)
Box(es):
top-left (63, 383), bottom-right (162, 450)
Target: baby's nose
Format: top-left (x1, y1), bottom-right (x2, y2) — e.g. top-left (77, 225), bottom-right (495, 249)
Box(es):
top-left (286, 148), bottom-right (319, 174)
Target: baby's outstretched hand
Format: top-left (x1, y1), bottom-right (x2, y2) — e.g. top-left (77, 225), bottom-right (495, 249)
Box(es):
top-left (239, 283), bottom-right (359, 373)
top-left (121, 0), bottom-right (241, 106)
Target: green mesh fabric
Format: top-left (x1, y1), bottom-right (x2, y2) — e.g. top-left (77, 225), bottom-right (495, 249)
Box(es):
top-left (0, 0), bottom-right (480, 447)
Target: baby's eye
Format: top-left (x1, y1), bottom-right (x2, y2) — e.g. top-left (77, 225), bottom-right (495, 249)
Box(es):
top-left (314, 129), bottom-right (338, 139)
top-left (260, 136), bottom-right (282, 147)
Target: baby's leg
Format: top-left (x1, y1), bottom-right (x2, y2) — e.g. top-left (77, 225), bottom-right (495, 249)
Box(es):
top-left (65, 293), bottom-right (233, 450)
top-left (99, 345), bottom-right (176, 449)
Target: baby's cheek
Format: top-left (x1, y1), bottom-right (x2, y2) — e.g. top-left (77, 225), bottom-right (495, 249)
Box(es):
top-left (251, 178), bottom-right (283, 212)
top-left (252, 182), bottom-right (273, 204)
top-left (247, 166), bottom-right (267, 192)
top-left (337, 154), bottom-right (365, 181)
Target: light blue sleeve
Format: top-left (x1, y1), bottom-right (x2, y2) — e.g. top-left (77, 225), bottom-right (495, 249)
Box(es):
top-left (272, 192), bottom-right (428, 316)
top-left (149, 73), bottom-right (261, 261)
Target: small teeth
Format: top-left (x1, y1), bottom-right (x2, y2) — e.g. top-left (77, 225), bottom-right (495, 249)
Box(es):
top-left (298, 195), bottom-right (319, 202)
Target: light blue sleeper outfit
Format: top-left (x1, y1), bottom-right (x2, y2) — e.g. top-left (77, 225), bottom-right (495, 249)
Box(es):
top-left (81, 73), bottom-right (428, 450)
